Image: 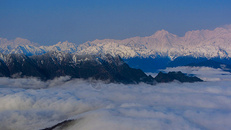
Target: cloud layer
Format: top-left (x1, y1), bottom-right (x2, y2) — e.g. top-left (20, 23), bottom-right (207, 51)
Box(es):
top-left (0, 67), bottom-right (231, 130)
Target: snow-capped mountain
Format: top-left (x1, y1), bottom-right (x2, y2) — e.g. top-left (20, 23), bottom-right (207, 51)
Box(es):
top-left (0, 38), bottom-right (78, 56)
top-left (0, 37), bottom-right (45, 55)
top-left (78, 25), bottom-right (231, 59)
top-left (1, 25), bottom-right (231, 60)
top-left (40, 41), bottom-right (78, 53)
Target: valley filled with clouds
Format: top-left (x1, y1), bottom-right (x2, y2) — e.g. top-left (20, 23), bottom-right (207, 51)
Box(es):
top-left (1, 1), bottom-right (231, 129)
top-left (0, 67), bottom-right (231, 130)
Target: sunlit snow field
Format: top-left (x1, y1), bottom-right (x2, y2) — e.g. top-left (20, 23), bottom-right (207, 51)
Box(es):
top-left (1, 67), bottom-right (231, 130)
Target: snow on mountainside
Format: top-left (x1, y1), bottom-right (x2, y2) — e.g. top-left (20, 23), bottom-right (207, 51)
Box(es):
top-left (1, 25), bottom-right (231, 59)
top-left (77, 25), bottom-right (231, 59)
top-left (40, 41), bottom-right (78, 53)
top-left (0, 38), bottom-right (77, 56)
top-left (0, 37), bottom-right (45, 55)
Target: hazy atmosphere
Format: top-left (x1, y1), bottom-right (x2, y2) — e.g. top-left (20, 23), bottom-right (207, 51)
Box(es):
top-left (1, 0), bottom-right (231, 130)
top-left (1, 0), bottom-right (231, 45)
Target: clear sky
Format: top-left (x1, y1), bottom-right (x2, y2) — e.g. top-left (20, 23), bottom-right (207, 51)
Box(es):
top-left (0, 0), bottom-right (231, 45)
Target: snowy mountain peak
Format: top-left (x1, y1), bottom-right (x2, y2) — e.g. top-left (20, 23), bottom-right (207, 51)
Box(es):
top-left (153, 29), bottom-right (169, 36)
top-left (56, 41), bottom-right (75, 46)
top-left (148, 30), bottom-right (177, 39)
top-left (14, 37), bottom-right (32, 45)
top-left (39, 41), bottom-right (78, 53)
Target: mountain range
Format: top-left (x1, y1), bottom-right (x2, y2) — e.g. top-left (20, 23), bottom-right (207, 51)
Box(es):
top-left (1, 25), bottom-right (231, 59)
top-left (1, 25), bottom-right (231, 72)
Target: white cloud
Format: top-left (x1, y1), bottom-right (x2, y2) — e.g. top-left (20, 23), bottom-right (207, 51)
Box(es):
top-left (161, 66), bottom-right (231, 81)
top-left (0, 67), bottom-right (231, 130)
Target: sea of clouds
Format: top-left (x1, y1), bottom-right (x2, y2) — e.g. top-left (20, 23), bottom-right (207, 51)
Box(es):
top-left (0, 67), bottom-right (231, 130)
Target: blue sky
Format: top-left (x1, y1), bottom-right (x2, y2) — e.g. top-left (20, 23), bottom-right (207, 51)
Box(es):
top-left (0, 0), bottom-right (231, 45)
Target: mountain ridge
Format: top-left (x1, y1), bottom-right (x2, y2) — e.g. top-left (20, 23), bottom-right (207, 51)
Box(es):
top-left (1, 25), bottom-right (231, 59)
top-left (0, 52), bottom-right (156, 84)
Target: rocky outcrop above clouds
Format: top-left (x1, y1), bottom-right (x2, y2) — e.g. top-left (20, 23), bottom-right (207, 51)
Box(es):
top-left (0, 52), bottom-right (155, 84)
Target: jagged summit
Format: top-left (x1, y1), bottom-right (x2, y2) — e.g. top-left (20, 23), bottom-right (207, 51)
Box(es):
top-left (40, 41), bottom-right (78, 53)
top-left (150, 29), bottom-right (171, 37)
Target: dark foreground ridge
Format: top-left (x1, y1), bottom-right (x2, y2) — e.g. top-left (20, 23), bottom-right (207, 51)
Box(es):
top-left (0, 52), bottom-right (155, 84)
top-left (155, 71), bottom-right (203, 83)
top-left (41, 119), bottom-right (76, 130)
top-left (0, 52), bottom-right (203, 84)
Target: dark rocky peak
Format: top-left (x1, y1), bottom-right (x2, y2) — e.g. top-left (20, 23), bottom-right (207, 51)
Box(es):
top-left (31, 51), bottom-right (74, 65)
top-left (98, 54), bottom-right (124, 65)
top-left (154, 71), bottom-right (203, 83)
top-left (3, 53), bottom-right (30, 64)
top-left (0, 53), bottom-right (44, 78)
